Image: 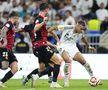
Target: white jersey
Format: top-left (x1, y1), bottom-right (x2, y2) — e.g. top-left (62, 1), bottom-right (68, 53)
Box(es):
top-left (57, 25), bottom-right (85, 58)
top-left (60, 25), bottom-right (85, 45)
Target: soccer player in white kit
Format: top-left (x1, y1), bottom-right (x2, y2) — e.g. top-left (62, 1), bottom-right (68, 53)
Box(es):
top-left (57, 21), bottom-right (98, 87)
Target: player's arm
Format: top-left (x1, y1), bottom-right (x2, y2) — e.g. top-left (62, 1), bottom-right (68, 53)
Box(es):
top-left (34, 22), bottom-right (44, 32)
top-left (0, 27), bottom-right (8, 48)
top-left (34, 17), bottom-right (48, 32)
top-left (81, 36), bottom-right (96, 52)
top-left (14, 28), bottom-right (23, 32)
top-left (49, 30), bottom-right (60, 44)
top-left (47, 26), bottom-right (58, 32)
top-left (47, 41), bottom-right (57, 49)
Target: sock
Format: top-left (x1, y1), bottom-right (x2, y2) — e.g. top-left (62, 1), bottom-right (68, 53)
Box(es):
top-left (27, 68), bottom-right (38, 80)
top-left (52, 64), bottom-right (60, 82)
top-left (83, 62), bottom-right (93, 77)
top-left (38, 66), bottom-right (53, 77)
top-left (64, 63), bottom-right (70, 85)
top-left (48, 71), bottom-right (52, 77)
top-left (64, 63), bottom-right (70, 77)
top-left (1, 70), bottom-right (13, 83)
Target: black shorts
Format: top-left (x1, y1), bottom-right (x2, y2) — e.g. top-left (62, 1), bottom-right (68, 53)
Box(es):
top-left (33, 45), bottom-right (54, 64)
top-left (0, 48), bottom-right (18, 66)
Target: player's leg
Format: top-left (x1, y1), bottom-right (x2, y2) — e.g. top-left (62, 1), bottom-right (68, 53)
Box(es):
top-left (33, 46), bottom-right (62, 88)
top-left (23, 61), bottom-right (49, 86)
top-left (73, 52), bottom-right (93, 77)
top-left (0, 49), bottom-right (18, 87)
top-left (73, 52), bottom-right (103, 85)
top-left (62, 50), bottom-right (72, 87)
top-left (0, 61), bottom-right (18, 87)
top-left (31, 62), bottom-right (53, 87)
top-left (45, 63), bottom-right (52, 83)
top-left (22, 68), bottom-right (39, 86)
top-left (0, 61), bottom-right (9, 87)
top-left (50, 53), bottom-right (63, 88)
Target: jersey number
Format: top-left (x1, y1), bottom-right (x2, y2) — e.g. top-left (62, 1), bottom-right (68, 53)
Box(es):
top-left (2, 52), bottom-right (8, 60)
top-left (46, 46), bottom-right (53, 53)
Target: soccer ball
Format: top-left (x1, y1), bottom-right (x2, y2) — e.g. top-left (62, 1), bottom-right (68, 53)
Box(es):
top-left (88, 77), bottom-right (98, 87)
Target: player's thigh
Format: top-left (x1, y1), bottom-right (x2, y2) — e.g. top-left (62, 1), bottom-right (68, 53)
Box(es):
top-left (8, 51), bottom-right (18, 73)
top-left (73, 52), bottom-right (86, 64)
top-left (9, 61), bottom-right (18, 74)
top-left (38, 62), bottom-right (46, 72)
top-left (50, 53), bottom-right (63, 65)
top-left (0, 48), bottom-right (9, 69)
top-left (62, 50), bottom-right (72, 63)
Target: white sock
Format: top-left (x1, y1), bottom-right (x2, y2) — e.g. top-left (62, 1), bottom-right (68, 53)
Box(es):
top-left (64, 63), bottom-right (70, 85)
top-left (83, 62), bottom-right (93, 77)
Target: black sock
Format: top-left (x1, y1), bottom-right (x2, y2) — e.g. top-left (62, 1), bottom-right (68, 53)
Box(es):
top-left (45, 64), bottom-right (52, 77)
top-left (38, 66), bottom-right (53, 77)
top-left (27, 68), bottom-right (38, 80)
top-left (48, 71), bottom-right (52, 77)
top-left (1, 70), bottom-right (13, 83)
top-left (53, 64), bottom-right (60, 82)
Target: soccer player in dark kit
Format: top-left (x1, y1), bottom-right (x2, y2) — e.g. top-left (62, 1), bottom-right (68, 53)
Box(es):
top-left (28, 3), bottom-right (63, 88)
top-left (0, 11), bottom-right (19, 87)
top-left (22, 10), bottom-right (61, 87)
top-left (21, 14), bottom-right (61, 86)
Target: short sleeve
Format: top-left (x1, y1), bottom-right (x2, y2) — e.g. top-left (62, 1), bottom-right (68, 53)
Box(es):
top-left (4, 22), bottom-right (13, 30)
top-left (34, 16), bottom-right (43, 25)
top-left (24, 24), bottom-right (34, 32)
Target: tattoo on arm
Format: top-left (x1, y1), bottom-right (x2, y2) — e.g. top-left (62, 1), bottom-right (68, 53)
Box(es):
top-left (1, 27), bottom-right (8, 38)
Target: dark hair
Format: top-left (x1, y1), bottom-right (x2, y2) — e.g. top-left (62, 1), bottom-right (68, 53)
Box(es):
top-left (9, 11), bottom-right (19, 18)
top-left (77, 20), bottom-right (87, 30)
top-left (77, 20), bottom-right (85, 26)
top-left (40, 3), bottom-right (48, 11)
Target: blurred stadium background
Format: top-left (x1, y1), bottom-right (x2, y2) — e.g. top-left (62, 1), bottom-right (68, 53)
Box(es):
top-left (0, 0), bottom-right (108, 90)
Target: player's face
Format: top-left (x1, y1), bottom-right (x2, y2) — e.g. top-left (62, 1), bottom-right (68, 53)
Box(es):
top-left (13, 16), bottom-right (19, 24)
top-left (76, 24), bottom-right (85, 33)
top-left (45, 8), bottom-right (49, 16)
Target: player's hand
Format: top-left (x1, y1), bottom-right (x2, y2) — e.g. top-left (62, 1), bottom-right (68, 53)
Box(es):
top-left (43, 17), bottom-right (48, 22)
top-left (53, 44), bottom-right (57, 49)
top-left (57, 25), bottom-right (64, 31)
top-left (88, 46), bottom-right (96, 52)
top-left (57, 41), bottom-right (61, 46)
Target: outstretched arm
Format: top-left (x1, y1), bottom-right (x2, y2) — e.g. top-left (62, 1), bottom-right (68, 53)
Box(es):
top-left (34, 17), bottom-right (48, 32)
top-left (81, 37), bottom-right (96, 52)
top-left (47, 41), bottom-right (57, 49)
top-left (49, 30), bottom-right (60, 44)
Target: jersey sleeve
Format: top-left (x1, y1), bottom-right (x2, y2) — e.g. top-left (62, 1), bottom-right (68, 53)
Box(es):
top-left (34, 17), bottom-right (43, 25)
top-left (4, 22), bottom-right (12, 30)
top-left (23, 24), bottom-right (34, 32)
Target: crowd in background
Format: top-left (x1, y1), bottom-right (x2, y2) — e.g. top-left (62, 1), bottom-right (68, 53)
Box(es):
top-left (0, 0), bottom-right (108, 53)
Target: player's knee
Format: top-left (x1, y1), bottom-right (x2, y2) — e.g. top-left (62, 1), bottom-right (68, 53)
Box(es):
top-left (1, 61), bottom-right (9, 70)
top-left (11, 66), bottom-right (18, 74)
top-left (55, 58), bottom-right (62, 65)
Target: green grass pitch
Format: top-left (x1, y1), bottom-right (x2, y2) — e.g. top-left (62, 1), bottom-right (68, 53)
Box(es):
top-left (0, 79), bottom-right (108, 90)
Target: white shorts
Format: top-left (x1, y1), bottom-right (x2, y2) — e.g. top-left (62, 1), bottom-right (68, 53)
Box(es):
top-left (57, 43), bottom-right (79, 58)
